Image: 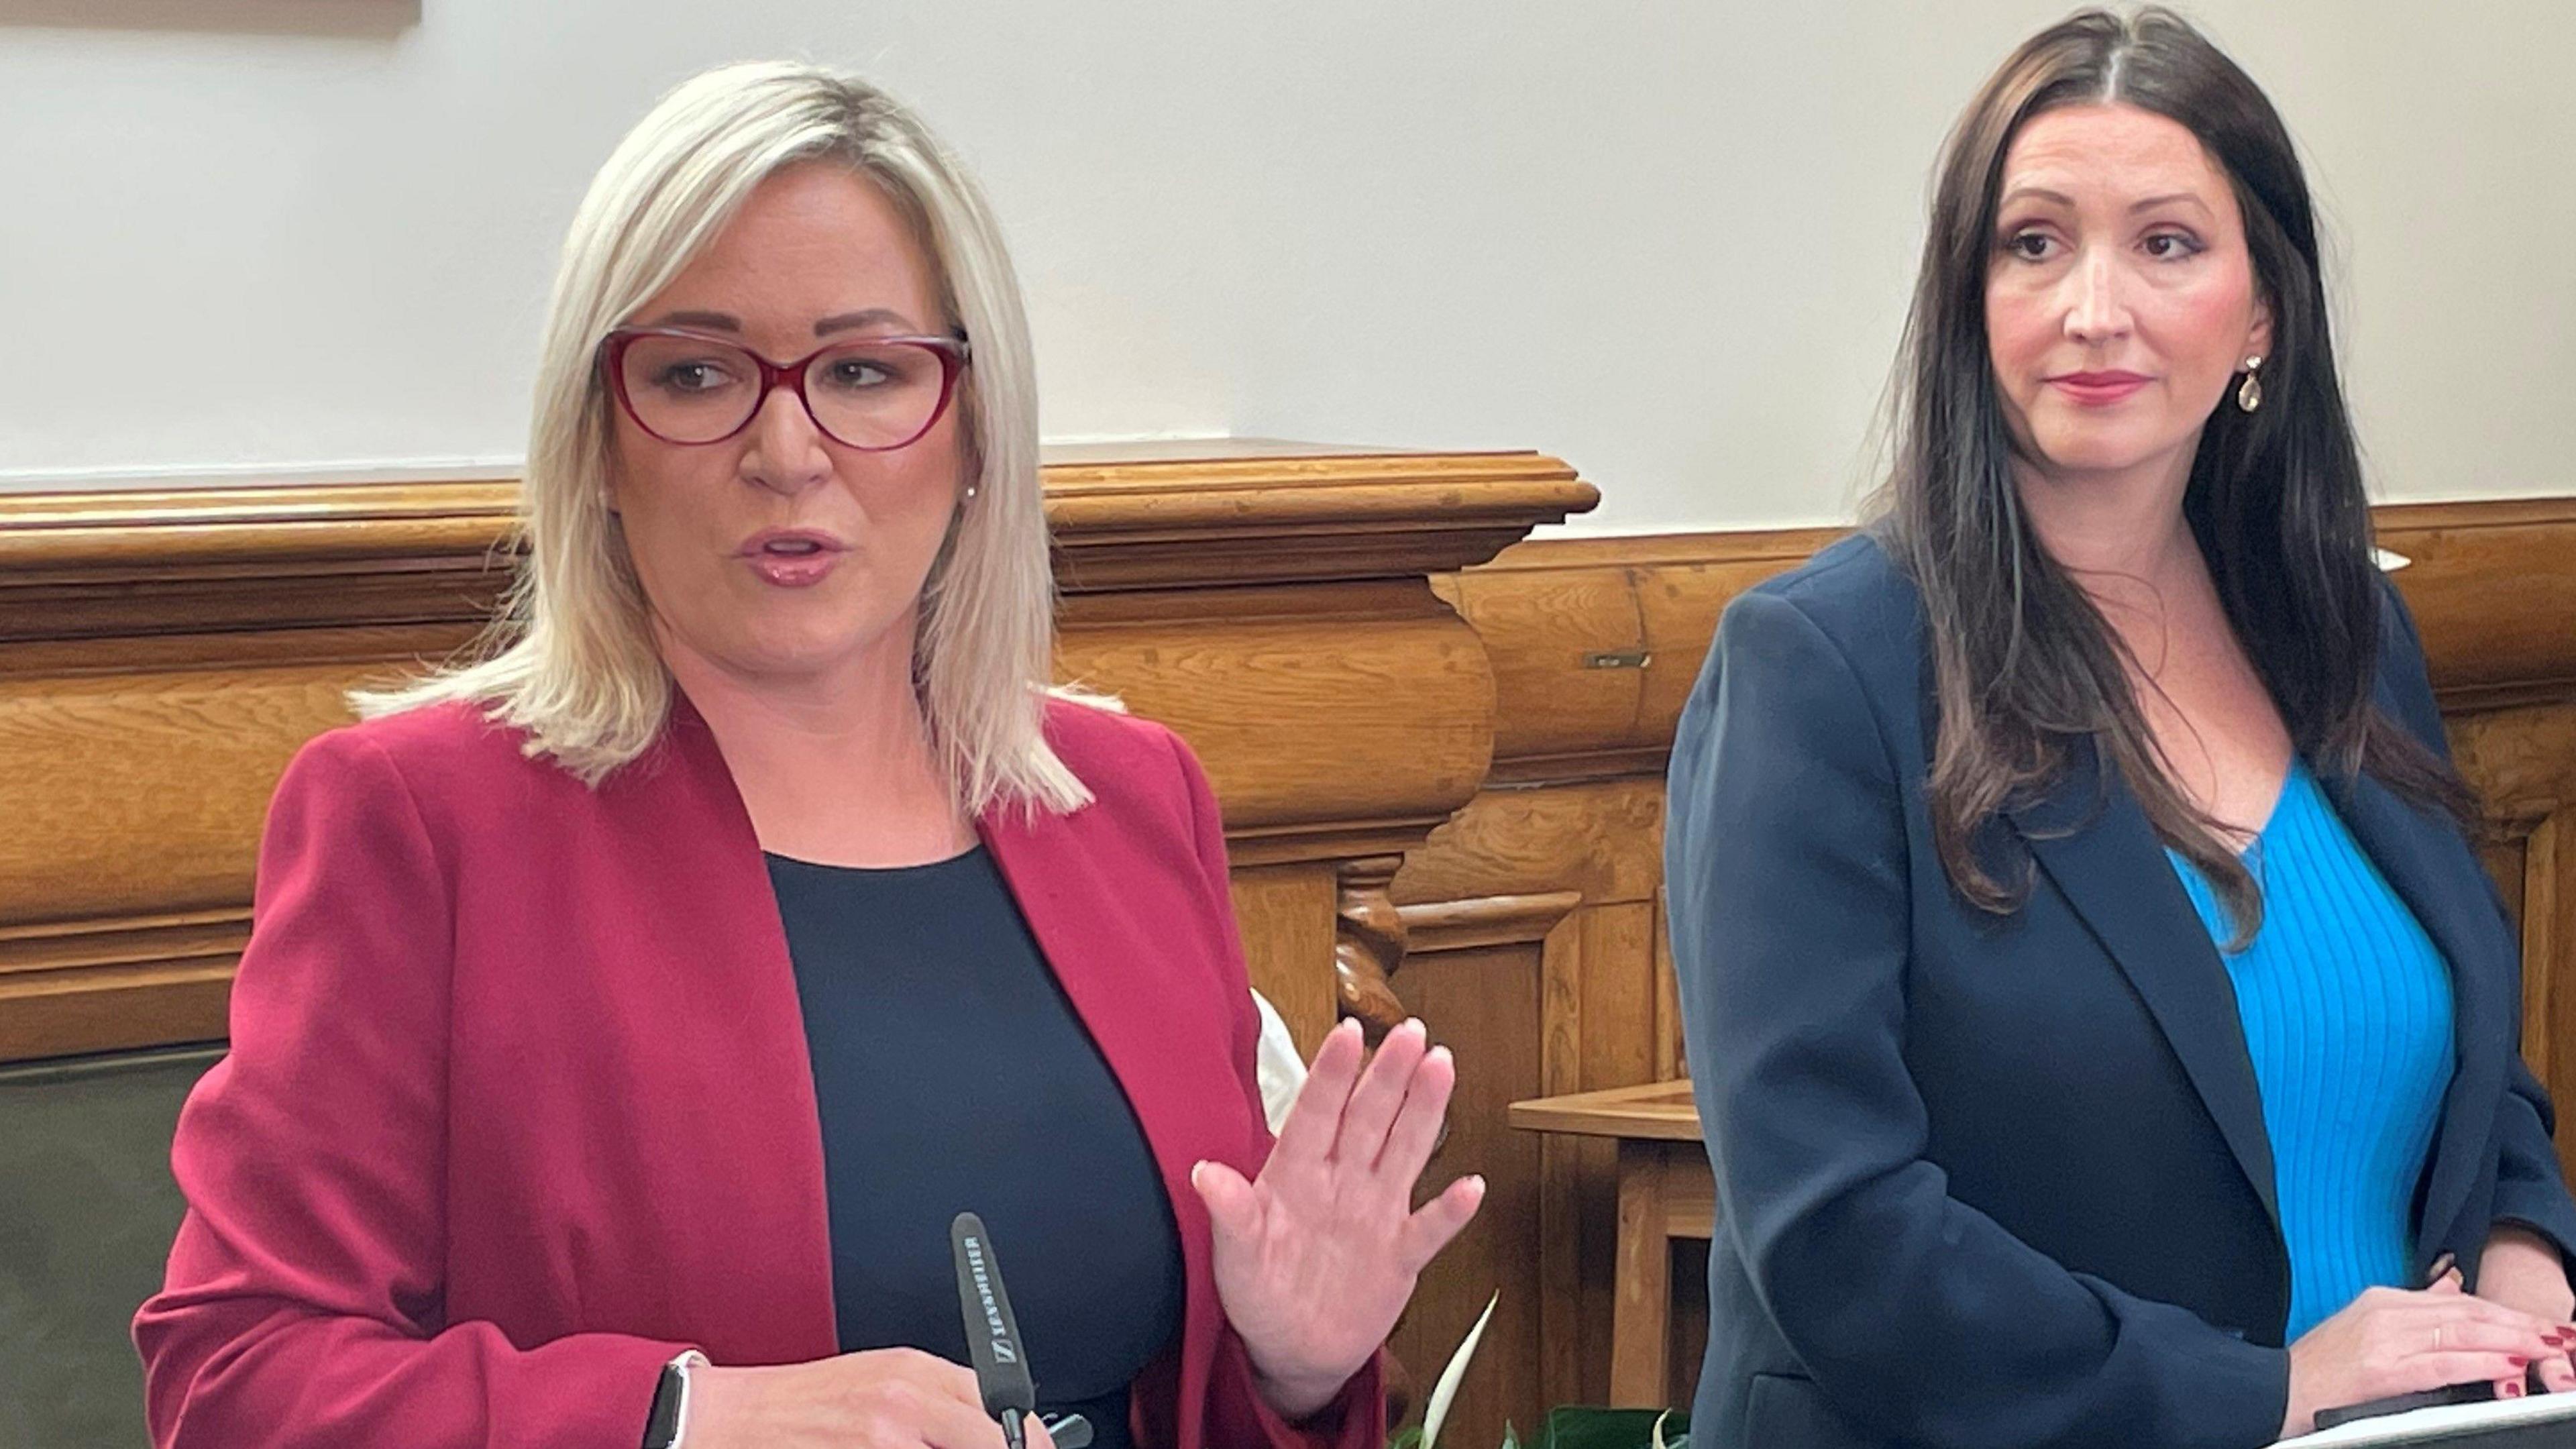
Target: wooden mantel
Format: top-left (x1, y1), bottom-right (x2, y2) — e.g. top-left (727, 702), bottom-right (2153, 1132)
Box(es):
top-left (0, 442), bottom-right (1598, 1064)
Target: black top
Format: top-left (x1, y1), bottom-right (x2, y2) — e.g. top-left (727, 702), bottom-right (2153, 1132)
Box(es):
top-left (766, 846), bottom-right (1185, 1449)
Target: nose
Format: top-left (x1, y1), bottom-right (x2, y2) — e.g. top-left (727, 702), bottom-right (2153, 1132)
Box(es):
top-left (2061, 245), bottom-right (2131, 345)
top-left (737, 384), bottom-right (833, 497)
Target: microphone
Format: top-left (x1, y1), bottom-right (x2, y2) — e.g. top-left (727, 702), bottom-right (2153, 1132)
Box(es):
top-left (951, 1212), bottom-right (1037, 1448)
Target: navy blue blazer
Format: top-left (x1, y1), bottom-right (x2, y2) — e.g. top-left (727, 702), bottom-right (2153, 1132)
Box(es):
top-left (1665, 533), bottom-right (2576, 1449)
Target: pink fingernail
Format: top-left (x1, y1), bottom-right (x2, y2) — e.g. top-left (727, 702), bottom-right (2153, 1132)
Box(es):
top-left (2503, 1382), bottom-right (2526, 1399)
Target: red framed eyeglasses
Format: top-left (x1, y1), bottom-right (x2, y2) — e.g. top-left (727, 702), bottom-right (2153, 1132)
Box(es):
top-left (601, 327), bottom-right (971, 451)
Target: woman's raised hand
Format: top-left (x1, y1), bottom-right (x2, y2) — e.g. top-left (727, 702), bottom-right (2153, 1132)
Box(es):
top-left (1191, 1018), bottom-right (1487, 1419)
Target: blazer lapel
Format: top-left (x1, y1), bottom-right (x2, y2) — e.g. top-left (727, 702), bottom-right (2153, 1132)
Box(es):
top-left (643, 695), bottom-right (845, 1359)
top-left (2010, 738), bottom-right (2282, 1230)
top-left (978, 798), bottom-right (1234, 1442)
top-left (2324, 759), bottom-right (2515, 1265)
top-left (975, 803), bottom-right (1237, 1188)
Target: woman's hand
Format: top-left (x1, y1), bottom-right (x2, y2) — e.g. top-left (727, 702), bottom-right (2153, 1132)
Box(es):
top-left (1192, 1017), bottom-right (1487, 1420)
top-left (2282, 1271), bottom-right (2567, 1436)
top-left (2479, 1225), bottom-right (2576, 1395)
top-left (686, 1347), bottom-right (1055, 1449)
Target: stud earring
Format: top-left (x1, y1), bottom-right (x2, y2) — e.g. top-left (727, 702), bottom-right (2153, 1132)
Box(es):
top-left (2236, 356), bottom-right (2264, 413)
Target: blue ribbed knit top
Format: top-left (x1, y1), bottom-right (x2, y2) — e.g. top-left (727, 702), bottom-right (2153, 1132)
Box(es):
top-left (2166, 761), bottom-right (2457, 1341)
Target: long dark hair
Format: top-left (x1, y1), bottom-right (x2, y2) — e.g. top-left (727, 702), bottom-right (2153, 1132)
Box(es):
top-left (1877, 6), bottom-right (2477, 938)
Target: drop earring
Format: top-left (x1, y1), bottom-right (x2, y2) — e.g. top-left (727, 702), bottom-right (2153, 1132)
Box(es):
top-left (2236, 355), bottom-right (2264, 413)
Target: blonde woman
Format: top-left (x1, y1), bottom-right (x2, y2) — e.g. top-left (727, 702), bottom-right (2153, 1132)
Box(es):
top-left (136, 63), bottom-right (1479, 1449)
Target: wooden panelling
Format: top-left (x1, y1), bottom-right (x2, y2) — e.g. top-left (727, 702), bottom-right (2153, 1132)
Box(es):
top-left (0, 444), bottom-right (1595, 1065)
top-left (1057, 580), bottom-right (1493, 853)
top-left (2447, 702), bottom-right (2576, 1163)
top-left (1041, 445), bottom-right (1597, 594)
top-left (1445, 528), bottom-right (1842, 784)
top-left (1375, 881), bottom-right (1694, 1432)
top-left (1225, 865), bottom-right (1341, 1059)
top-left (1432, 567), bottom-right (1644, 765)
top-left (0, 638), bottom-right (476, 1059)
top-left (1392, 778), bottom-right (1665, 909)
top-left (1385, 891), bottom-right (1580, 1449)
top-left (2378, 500), bottom-right (2576, 706)
top-left (1387, 935), bottom-right (1550, 1448)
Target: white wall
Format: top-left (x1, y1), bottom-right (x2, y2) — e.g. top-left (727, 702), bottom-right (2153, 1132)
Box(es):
top-left (3, 1), bottom-right (2569, 531)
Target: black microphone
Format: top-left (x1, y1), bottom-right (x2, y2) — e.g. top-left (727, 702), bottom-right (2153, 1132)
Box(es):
top-left (951, 1212), bottom-right (1038, 1448)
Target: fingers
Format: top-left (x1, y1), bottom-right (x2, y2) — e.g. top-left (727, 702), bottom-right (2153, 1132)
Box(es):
top-left (2404, 1350), bottom-right (2542, 1395)
top-left (1336, 1020), bottom-right (1429, 1165)
top-left (1191, 1159), bottom-right (1264, 1242)
top-left (913, 1378), bottom-right (1018, 1449)
top-left (1271, 1019), bottom-right (1366, 1167)
top-left (1375, 1042), bottom-right (1458, 1181)
top-left (2537, 1350), bottom-right (2576, 1395)
top-left (1396, 1173), bottom-right (1487, 1273)
top-left (2379, 1293), bottom-right (2563, 1401)
top-left (2424, 1314), bottom-right (2563, 1357)
top-left (1024, 1412), bottom-right (1058, 1449)
top-left (2375, 1282), bottom-right (2558, 1336)
top-left (879, 1346), bottom-right (988, 1411)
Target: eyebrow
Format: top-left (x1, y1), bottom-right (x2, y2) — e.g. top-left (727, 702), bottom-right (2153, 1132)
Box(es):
top-left (2127, 191), bottom-right (2213, 217)
top-left (814, 308), bottom-right (916, 336)
top-left (635, 309), bottom-right (741, 332)
top-left (1996, 185), bottom-right (2215, 217)
top-left (628, 307), bottom-right (920, 336)
top-left (1999, 186), bottom-right (2076, 211)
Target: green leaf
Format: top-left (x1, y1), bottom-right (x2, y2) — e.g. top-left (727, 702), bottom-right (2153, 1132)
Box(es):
top-left (1419, 1291), bottom-right (1500, 1449)
top-left (1385, 1430), bottom-right (1424, 1449)
top-left (1499, 1424), bottom-right (1521, 1449)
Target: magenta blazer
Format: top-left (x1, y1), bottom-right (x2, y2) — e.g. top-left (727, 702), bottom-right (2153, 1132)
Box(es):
top-left (136, 694), bottom-right (1383, 1449)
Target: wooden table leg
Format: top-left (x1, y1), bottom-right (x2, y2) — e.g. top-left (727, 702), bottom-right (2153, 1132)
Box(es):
top-left (1609, 1138), bottom-right (1672, 1407)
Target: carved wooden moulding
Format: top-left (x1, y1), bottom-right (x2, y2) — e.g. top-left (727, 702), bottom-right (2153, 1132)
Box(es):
top-left (0, 443), bottom-right (1595, 1062)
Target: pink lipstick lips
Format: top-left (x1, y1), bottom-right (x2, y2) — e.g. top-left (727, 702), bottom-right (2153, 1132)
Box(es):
top-left (2049, 370), bottom-right (2151, 406)
top-left (739, 529), bottom-right (848, 588)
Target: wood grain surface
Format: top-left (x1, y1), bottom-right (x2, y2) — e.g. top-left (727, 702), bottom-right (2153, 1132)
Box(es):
top-left (0, 445), bottom-right (1593, 1063)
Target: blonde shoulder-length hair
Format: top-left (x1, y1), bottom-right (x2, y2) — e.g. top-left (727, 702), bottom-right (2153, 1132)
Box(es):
top-left (358, 60), bottom-right (1093, 817)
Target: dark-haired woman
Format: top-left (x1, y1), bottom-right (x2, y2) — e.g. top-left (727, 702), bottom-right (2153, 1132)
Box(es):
top-left (1666, 9), bottom-right (2576, 1447)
